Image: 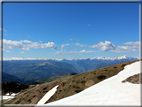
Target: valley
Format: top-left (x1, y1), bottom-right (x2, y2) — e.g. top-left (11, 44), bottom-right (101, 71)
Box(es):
top-left (2, 56), bottom-right (138, 83)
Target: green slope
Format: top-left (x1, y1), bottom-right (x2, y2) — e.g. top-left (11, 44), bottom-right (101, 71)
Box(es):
top-left (2, 72), bottom-right (33, 84)
top-left (6, 62), bottom-right (78, 80)
top-left (36, 72), bottom-right (77, 84)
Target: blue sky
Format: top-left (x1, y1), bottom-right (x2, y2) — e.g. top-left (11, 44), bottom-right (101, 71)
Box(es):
top-left (2, 3), bottom-right (140, 59)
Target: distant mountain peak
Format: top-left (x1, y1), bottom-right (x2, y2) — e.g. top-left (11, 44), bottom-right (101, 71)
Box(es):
top-left (84, 55), bottom-right (138, 61)
top-left (38, 62), bottom-right (53, 66)
top-left (3, 55), bottom-right (139, 61)
top-left (117, 55), bottom-right (127, 59)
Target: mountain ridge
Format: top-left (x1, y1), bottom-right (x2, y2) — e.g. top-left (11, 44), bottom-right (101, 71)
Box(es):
top-left (3, 55), bottom-right (138, 61)
top-left (3, 56), bottom-right (138, 81)
top-left (3, 61), bottom-right (79, 80)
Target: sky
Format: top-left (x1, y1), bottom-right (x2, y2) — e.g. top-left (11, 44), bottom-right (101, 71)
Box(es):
top-left (1, 2), bottom-right (140, 59)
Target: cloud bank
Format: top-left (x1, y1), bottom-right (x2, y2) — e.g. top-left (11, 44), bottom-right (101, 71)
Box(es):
top-left (67, 50), bottom-right (96, 53)
top-left (55, 44), bottom-right (70, 54)
top-left (3, 49), bottom-right (10, 52)
top-left (2, 39), bottom-right (139, 54)
top-left (112, 41), bottom-right (140, 52)
top-left (74, 43), bottom-right (88, 47)
top-left (89, 41), bottom-right (115, 51)
top-left (55, 41), bottom-right (140, 54)
top-left (1, 39), bottom-right (57, 51)
top-left (81, 41), bottom-right (140, 52)
top-left (20, 52), bottom-right (25, 54)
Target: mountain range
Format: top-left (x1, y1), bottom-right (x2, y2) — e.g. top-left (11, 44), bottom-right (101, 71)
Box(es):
top-left (2, 55), bottom-right (138, 83)
top-left (3, 61), bottom-right (78, 81)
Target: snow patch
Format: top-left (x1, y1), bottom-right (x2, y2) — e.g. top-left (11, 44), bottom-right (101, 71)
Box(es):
top-left (44, 61), bottom-right (141, 106)
top-left (0, 93), bottom-right (19, 100)
top-left (36, 85), bottom-right (58, 105)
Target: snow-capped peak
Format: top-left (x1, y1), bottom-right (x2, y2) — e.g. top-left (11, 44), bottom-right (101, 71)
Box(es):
top-left (2, 55), bottom-right (139, 61)
top-left (117, 55), bottom-right (127, 59)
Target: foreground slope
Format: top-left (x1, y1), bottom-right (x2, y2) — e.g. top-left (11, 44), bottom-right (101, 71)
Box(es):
top-left (4, 60), bottom-right (139, 105)
top-left (45, 60), bottom-right (141, 105)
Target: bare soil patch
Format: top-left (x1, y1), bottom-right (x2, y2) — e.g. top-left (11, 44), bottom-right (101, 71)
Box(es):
top-left (122, 73), bottom-right (142, 84)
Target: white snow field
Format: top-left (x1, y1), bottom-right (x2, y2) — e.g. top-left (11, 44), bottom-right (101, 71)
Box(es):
top-left (0, 92), bottom-right (19, 100)
top-left (36, 85), bottom-right (59, 105)
top-left (39, 60), bottom-right (141, 106)
top-left (2, 95), bottom-right (14, 100)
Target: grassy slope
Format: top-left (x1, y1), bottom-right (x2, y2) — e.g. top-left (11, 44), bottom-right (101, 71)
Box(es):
top-left (4, 60), bottom-right (139, 105)
top-left (35, 73), bottom-right (77, 84)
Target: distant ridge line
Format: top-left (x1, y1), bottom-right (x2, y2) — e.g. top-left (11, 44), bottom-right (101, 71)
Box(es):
top-left (2, 55), bottom-right (139, 61)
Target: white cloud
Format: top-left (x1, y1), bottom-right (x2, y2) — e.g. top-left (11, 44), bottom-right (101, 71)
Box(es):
top-left (112, 46), bottom-right (132, 52)
top-left (74, 43), bottom-right (88, 47)
top-left (61, 44), bottom-right (70, 50)
top-left (3, 29), bottom-right (7, 32)
top-left (2, 57), bottom-right (60, 61)
top-left (20, 52), bottom-right (25, 54)
top-left (88, 24), bottom-right (91, 26)
top-left (20, 40), bottom-right (33, 44)
top-left (55, 51), bottom-right (63, 54)
top-left (1, 39), bottom-right (57, 51)
top-left (75, 41), bottom-right (140, 52)
top-left (124, 41), bottom-right (140, 46)
top-left (39, 41), bottom-right (42, 43)
top-left (89, 41), bottom-right (116, 51)
top-left (112, 41), bottom-right (140, 52)
top-left (3, 39), bottom-right (25, 50)
top-left (124, 41), bottom-right (140, 51)
top-left (3, 49), bottom-right (10, 52)
top-left (70, 38), bottom-right (73, 41)
top-left (55, 44), bottom-right (70, 54)
top-left (26, 41), bottom-right (57, 49)
top-left (3, 34), bottom-right (9, 36)
top-left (67, 50), bottom-right (96, 53)
top-left (76, 40), bottom-right (80, 41)
top-left (0, 28), bottom-right (6, 32)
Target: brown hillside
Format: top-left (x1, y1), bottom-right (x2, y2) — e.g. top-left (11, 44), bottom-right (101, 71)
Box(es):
top-left (122, 73), bottom-right (142, 84)
top-left (4, 60), bottom-right (139, 105)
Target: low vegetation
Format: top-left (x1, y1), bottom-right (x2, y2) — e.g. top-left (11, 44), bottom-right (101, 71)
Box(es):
top-left (2, 81), bottom-right (29, 95)
top-left (35, 72), bottom-right (77, 84)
